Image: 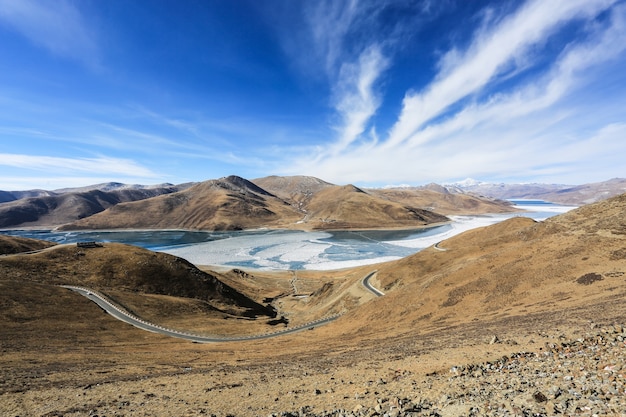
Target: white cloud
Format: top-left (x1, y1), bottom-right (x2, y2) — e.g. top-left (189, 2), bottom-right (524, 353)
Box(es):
top-left (0, 154), bottom-right (157, 178)
top-left (329, 45), bottom-right (389, 155)
top-left (305, 0), bottom-right (360, 76)
top-left (384, 0), bottom-right (617, 148)
top-left (283, 0), bottom-right (626, 186)
top-left (0, 176), bottom-right (165, 191)
top-left (0, 0), bottom-right (99, 66)
top-left (298, 1), bottom-right (393, 162)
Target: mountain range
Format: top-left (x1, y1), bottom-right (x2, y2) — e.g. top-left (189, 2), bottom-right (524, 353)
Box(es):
top-left (448, 177), bottom-right (626, 204)
top-left (1, 185), bottom-right (625, 415)
top-left (0, 175), bottom-right (496, 230)
top-left (1, 175), bottom-right (623, 230)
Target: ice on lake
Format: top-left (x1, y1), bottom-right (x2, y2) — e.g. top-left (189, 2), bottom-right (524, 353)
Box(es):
top-left (1, 201), bottom-right (576, 271)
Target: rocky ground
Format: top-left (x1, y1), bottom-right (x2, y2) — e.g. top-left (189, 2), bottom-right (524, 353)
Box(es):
top-left (3, 194), bottom-right (626, 416)
top-left (4, 321), bottom-right (623, 417)
top-left (279, 324), bottom-right (625, 417)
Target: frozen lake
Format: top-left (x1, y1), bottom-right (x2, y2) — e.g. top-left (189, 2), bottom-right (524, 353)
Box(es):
top-left (1, 200), bottom-right (575, 270)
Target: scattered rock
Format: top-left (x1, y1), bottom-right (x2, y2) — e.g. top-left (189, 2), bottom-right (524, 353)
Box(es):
top-left (576, 272), bottom-right (603, 285)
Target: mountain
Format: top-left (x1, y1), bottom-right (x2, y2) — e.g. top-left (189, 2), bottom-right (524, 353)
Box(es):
top-left (0, 185), bottom-right (185, 228)
top-left (58, 175), bottom-right (303, 231)
top-left (255, 176), bottom-right (451, 229)
top-left (366, 183), bottom-right (516, 215)
top-left (534, 178), bottom-right (626, 204)
top-left (0, 189), bottom-right (56, 204)
top-left (452, 177), bottom-right (626, 204)
top-left (58, 176), bottom-right (452, 231)
top-left (17, 174), bottom-right (625, 231)
top-left (252, 175), bottom-right (334, 211)
top-left (0, 234), bottom-right (56, 254)
top-left (336, 191), bottom-right (626, 338)
top-left (0, 239), bottom-right (275, 319)
top-left (53, 181), bottom-right (194, 194)
top-left (298, 184), bottom-right (449, 230)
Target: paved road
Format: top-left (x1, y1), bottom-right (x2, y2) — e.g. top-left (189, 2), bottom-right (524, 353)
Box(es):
top-left (361, 270), bottom-right (385, 297)
top-left (61, 268), bottom-right (384, 342)
top-left (61, 285), bottom-right (341, 343)
top-left (433, 241), bottom-right (447, 251)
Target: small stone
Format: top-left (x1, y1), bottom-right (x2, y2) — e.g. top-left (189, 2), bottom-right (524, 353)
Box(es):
top-left (533, 391), bottom-right (548, 403)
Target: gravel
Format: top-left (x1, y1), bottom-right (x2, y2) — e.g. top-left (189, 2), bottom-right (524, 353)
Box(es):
top-left (265, 324), bottom-right (626, 417)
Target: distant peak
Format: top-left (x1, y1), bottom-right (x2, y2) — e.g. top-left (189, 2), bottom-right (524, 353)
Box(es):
top-left (219, 175), bottom-right (275, 197)
top-left (451, 178), bottom-right (485, 187)
top-left (344, 184), bottom-right (366, 193)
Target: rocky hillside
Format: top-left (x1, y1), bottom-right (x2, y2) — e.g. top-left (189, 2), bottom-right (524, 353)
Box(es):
top-left (0, 239), bottom-right (275, 319)
top-left (454, 177), bottom-right (626, 204)
top-left (336, 192), bottom-right (626, 338)
top-left (299, 184), bottom-right (449, 230)
top-left (0, 184), bottom-right (185, 228)
top-left (59, 176), bottom-right (303, 231)
top-left (0, 234), bottom-right (56, 254)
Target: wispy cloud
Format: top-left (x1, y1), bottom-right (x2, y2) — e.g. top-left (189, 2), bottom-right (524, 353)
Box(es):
top-left (284, 0), bottom-right (626, 185)
top-left (385, 0), bottom-right (618, 148)
top-left (0, 0), bottom-right (99, 67)
top-left (306, 0), bottom-right (360, 76)
top-left (329, 45), bottom-right (389, 155)
top-left (0, 154), bottom-right (157, 178)
top-left (405, 5), bottom-right (626, 150)
top-left (302, 1), bottom-right (392, 159)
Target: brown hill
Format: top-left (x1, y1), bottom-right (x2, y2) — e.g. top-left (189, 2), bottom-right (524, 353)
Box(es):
top-left (254, 175), bottom-right (516, 216)
top-left (59, 176), bottom-right (302, 231)
top-left (534, 177), bottom-right (626, 205)
top-left (457, 177), bottom-right (626, 205)
top-left (59, 176), bottom-right (450, 231)
top-left (0, 186), bottom-right (183, 228)
top-left (367, 185), bottom-right (517, 215)
top-left (2, 195), bottom-right (626, 416)
top-left (0, 241), bottom-right (275, 319)
top-left (332, 192), bottom-right (626, 339)
top-left (297, 184), bottom-right (449, 230)
top-left (252, 175), bottom-right (334, 210)
top-left (0, 234), bottom-right (56, 255)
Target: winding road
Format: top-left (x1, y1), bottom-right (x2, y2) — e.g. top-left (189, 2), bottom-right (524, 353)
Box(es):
top-left (361, 270), bottom-right (384, 297)
top-left (61, 270), bottom-right (384, 343)
top-left (433, 241), bottom-right (447, 251)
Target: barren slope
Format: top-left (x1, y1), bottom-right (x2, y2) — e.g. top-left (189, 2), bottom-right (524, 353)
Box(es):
top-left (333, 192), bottom-right (626, 339)
top-left (0, 234), bottom-right (56, 254)
top-left (58, 176), bottom-right (451, 231)
top-left (367, 185), bottom-right (517, 215)
top-left (59, 176), bottom-right (302, 231)
top-left (252, 175), bottom-right (334, 210)
top-left (0, 242), bottom-right (275, 320)
top-left (0, 186), bottom-right (182, 228)
top-left (2, 194), bottom-right (626, 416)
top-left (299, 184), bottom-right (449, 230)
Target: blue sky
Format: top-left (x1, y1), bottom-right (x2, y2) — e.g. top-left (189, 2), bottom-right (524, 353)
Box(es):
top-left (0, 0), bottom-right (625, 190)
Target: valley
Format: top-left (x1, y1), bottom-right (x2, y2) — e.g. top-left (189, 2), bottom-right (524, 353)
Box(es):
top-left (1, 191), bottom-right (625, 416)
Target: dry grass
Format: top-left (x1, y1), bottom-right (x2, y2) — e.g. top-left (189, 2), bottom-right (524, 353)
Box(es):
top-left (1, 194), bottom-right (626, 415)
